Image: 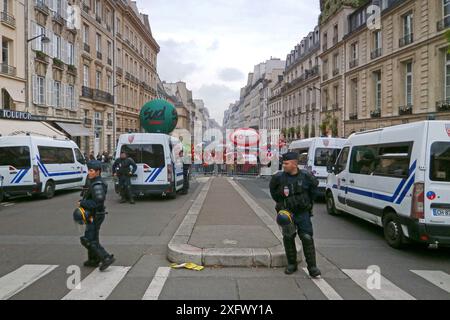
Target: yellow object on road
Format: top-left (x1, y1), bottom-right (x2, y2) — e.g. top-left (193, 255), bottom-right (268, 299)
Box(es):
top-left (170, 262), bottom-right (204, 271)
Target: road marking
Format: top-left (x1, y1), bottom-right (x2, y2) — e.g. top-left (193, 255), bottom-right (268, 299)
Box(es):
top-left (62, 266), bottom-right (130, 300)
top-left (1, 202), bottom-right (15, 207)
top-left (302, 268), bottom-right (343, 300)
top-left (0, 265), bottom-right (58, 300)
top-left (411, 270), bottom-right (450, 293)
top-left (142, 267), bottom-right (171, 300)
top-left (342, 269), bottom-right (416, 300)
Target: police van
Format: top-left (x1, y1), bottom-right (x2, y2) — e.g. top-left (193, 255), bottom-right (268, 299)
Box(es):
top-left (115, 133), bottom-right (184, 199)
top-left (289, 137), bottom-right (347, 196)
top-left (326, 121), bottom-right (450, 249)
top-left (0, 135), bottom-right (87, 200)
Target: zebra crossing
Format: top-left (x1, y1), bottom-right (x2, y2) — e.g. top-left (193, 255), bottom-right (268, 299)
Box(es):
top-left (0, 264), bottom-right (448, 300)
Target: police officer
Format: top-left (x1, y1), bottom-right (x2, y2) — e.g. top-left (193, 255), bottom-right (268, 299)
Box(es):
top-left (77, 160), bottom-right (115, 271)
top-left (180, 151), bottom-right (190, 195)
top-left (269, 152), bottom-right (321, 278)
top-left (113, 152), bottom-right (138, 204)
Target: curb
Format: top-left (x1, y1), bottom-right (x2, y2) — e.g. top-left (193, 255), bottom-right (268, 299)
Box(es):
top-left (167, 177), bottom-right (301, 268)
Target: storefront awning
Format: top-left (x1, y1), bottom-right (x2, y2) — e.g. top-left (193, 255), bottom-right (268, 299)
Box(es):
top-left (5, 86), bottom-right (26, 103)
top-left (55, 122), bottom-right (91, 137)
top-left (0, 119), bottom-right (66, 138)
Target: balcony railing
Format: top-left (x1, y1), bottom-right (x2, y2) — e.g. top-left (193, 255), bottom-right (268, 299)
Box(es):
top-left (93, 89), bottom-right (113, 104)
top-left (437, 16), bottom-right (450, 31)
top-left (83, 118), bottom-right (92, 126)
top-left (371, 48), bottom-right (382, 59)
top-left (97, 52), bottom-right (102, 60)
top-left (107, 120), bottom-right (113, 127)
top-left (333, 68), bottom-right (340, 76)
top-left (95, 119), bottom-right (103, 126)
top-left (35, 0), bottom-right (50, 15)
top-left (84, 43), bottom-right (90, 53)
top-left (349, 113), bottom-right (358, 120)
top-left (82, 2), bottom-right (90, 13)
top-left (82, 86), bottom-right (93, 98)
top-left (349, 59), bottom-right (358, 69)
top-left (0, 11), bottom-right (16, 27)
top-left (399, 104), bottom-right (413, 115)
top-left (370, 109), bottom-right (381, 118)
top-left (96, 15), bottom-right (101, 24)
top-left (52, 12), bottom-right (65, 25)
top-left (322, 43), bottom-right (328, 52)
top-left (107, 58), bottom-right (112, 66)
top-left (332, 103), bottom-right (339, 111)
top-left (333, 36), bottom-right (338, 45)
top-left (322, 73), bottom-right (329, 81)
top-left (399, 33), bottom-right (414, 47)
top-left (116, 67), bottom-right (123, 75)
top-left (0, 63), bottom-right (17, 76)
top-left (436, 99), bottom-right (450, 112)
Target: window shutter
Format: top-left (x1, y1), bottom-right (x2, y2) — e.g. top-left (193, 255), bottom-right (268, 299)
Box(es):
top-left (31, 22), bottom-right (38, 51)
top-left (61, 39), bottom-right (67, 63)
top-left (47, 78), bottom-right (54, 107)
top-left (32, 75), bottom-right (38, 104)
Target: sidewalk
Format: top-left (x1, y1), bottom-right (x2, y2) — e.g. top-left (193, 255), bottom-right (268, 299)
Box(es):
top-left (168, 177), bottom-right (302, 267)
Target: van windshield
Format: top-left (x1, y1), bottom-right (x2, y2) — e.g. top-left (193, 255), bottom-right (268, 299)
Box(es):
top-left (314, 148), bottom-right (341, 167)
top-left (0, 146), bottom-right (31, 169)
top-left (120, 144), bottom-right (165, 168)
top-left (430, 142), bottom-right (450, 182)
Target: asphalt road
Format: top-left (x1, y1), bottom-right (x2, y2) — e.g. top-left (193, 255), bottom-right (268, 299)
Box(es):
top-left (0, 176), bottom-right (449, 300)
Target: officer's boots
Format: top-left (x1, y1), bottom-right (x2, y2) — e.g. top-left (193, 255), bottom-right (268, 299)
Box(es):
top-left (283, 236), bottom-right (298, 275)
top-left (300, 233), bottom-right (321, 278)
top-left (83, 250), bottom-right (100, 268)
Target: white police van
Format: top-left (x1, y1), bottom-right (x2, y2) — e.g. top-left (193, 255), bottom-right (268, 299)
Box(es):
top-left (289, 137), bottom-right (347, 196)
top-left (115, 133), bottom-right (184, 199)
top-left (0, 135), bottom-right (87, 200)
top-left (326, 121), bottom-right (450, 249)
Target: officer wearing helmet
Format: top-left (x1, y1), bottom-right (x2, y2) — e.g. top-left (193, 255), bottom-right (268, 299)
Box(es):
top-left (113, 152), bottom-right (137, 204)
top-left (74, 160), bottom-right (115, 271)
top-left (269, 152), bottom-right (321, 278)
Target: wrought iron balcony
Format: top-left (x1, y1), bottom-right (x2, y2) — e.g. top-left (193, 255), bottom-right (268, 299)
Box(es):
top-left (349, 59), bottom-right (358, 69)
top-left (35, 0), bottom-right (50, 15)
top-left (322, 73), bottom-right (329, 81)
top-left (333, 36), bottom-right (338, 45)
top-left (371, 48), bottom-right (382, 59)
top-left (107, 120), bottom-right (113, 127)
top-left (0, 11), bottom-right (16, 27)
top-left (399, 33), bottom-right (414, 47)
top-left (97, 52), bottom-right (102, 60)
top-left (83, 118), bottom-right (92, 126)
top-left (322, 43), bottom-right (328, 52)
top-left (116, 67), bottom-right (123, 75)
top-left (93, 89), bottom-right (113, 104)
top-left (437, 16), bottom-right (450, 31)
top-left (349, 113), bottom-right (358, 120)
top-left (96, 15), bottom-right (101, 24)
top-left (370, 109), bottom-right (381, 118)
top-left (399, 104), bottom-right (413, 115)
top-left (84, 43), bottom-right (90, 53)
top-left (82, 3), bottom-right (90, 13)
top-left (333, 68), bottom-right (340, 76)
top-left (107, 58), bottom-right (112, 66)
top-left (332, 103), bottom-right (339, 111)
top-left (95, 119), bottom-right (103, 126)
top-left (436, 99), bottom-right (450, 112)
top-left (0, 63), bottom-right (17, 76)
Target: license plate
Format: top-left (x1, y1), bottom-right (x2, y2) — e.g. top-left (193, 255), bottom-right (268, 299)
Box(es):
top-left (432, 208), bottom-right (450, 217)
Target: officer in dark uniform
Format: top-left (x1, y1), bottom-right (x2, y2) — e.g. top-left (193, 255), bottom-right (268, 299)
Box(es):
top-left (181, 151), bottom-right (190, 195)
top-left (77, 160), bottom-right (115, 271)
top-left (113, 152), bottom-right (138, 204)
top-left (269, 152), bottom-right (321, 278)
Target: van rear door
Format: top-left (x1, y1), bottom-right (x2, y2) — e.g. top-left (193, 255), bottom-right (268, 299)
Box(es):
top-left (426, 122), bottom-right (450, 226)
top-left (0, 146), bottom-right (32, 188)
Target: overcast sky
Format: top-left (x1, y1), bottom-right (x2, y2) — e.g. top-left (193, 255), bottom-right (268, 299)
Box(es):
top-left (138, 0), bottom-right (321, 125)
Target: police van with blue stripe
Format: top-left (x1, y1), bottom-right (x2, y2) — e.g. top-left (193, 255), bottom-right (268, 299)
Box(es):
top-left (115, 133), bottom-right (184, 199)
top-left (0, 135), bottom-right (87, 200)
top-left (326, 121), bottom-right (450, 249)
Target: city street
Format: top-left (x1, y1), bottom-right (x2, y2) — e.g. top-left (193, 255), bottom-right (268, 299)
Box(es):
top-left (0, 176), bottom-right (449, 300)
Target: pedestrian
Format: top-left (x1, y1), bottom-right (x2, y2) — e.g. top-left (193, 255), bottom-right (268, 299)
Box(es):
top-left (75, 160), bottom-right (115, 271)
top-left (269, 152), bottom-right (321, 278)
top-left (89, 153), bottom-right (95, 161)
top-left (112, 152), bottom-right (137, 204)
top-left (181, 151), bottom-right (190, 195)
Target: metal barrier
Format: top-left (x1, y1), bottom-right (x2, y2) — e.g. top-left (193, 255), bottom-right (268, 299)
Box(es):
top-left (191, 163), bottom-right (262, 177)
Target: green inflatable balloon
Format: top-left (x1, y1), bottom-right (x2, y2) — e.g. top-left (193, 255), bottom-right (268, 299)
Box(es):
top-left (139, 99), bottom-right (178, 134)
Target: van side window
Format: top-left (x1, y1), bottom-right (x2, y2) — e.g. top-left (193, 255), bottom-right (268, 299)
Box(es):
top-left (38, 146), bottom-right (75, 164)
top-left (0, 146), bottom-right (31, 169)
top-left (430, 142), bottom-right (450, 182)
top-left (349, 146), bottom-right (377, 175)
top-left (292, 148), bottom-right (309, 166)
top-left (373, 144), bottom-right (411, 178)
top-left (75, 149), bottom-right (86, 165)
top-left (335, 147), bottom-right (349, 174)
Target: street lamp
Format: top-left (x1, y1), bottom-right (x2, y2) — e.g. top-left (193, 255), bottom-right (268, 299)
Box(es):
top-left (27, 34), bottom-right (51, 44)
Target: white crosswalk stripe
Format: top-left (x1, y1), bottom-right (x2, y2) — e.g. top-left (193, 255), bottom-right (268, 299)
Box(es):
top-left (62, 266), bottom-right (130, 300)
top-left (0, 265), bottom-right (58, 300)
top-left (411, 270), bottom-right (450, 294)
top-left (142, 267), bottom-right (171, 300)
top-left (342, 269), bottom-right (416, 300)
top-left (302, 268), bottom-right (343, 300)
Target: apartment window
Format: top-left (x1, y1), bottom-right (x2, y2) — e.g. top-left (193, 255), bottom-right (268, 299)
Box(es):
top-left (96, 71), bottom-right (101, 89)
top-left (117, 48), bottom-right (122, 67)
top-left (334, 86), bottom-right (339, 107)
top-left (403, 12), bottom-right (413, 37)
top-left (67, 85), bottom-right (74, 109)
top-left (3, 0), bottom-right (9, 13)
top-left (95, 0), bottom-right (101, 18)
top-left (37, 24), bottom-right (46, 52)
top-left (333, 24), bottom-right (338, 44)
top-left (107, 41), bottom-right (111, 60)
top-left (374, 71), bottom-right (382, 111)
top-left (68, 42), bottom-right (74, 65)
top-left (55, 0), bottom-right (62, 15)
top-left (445, 53), bottom-right (450, 100)
top-left (37, 76), bottom-right (45, 105)
top-left (445, 0), bottom-right (450, 19)
top-left (116, 18), bottom-right (121, 33)
top-left (106, 8), bottom-right (111, 29)
top-left (351, 42), bottom-right (358, 62)
top-left (1, 39), bottom-right (9, 65)
top-left (54, 81), bottom-right (61, 107)
top-left (107, 75), bottom-right (112, 93)
top-left (374, 30), bottom-right (382, 50)
top-left (405, 62), bottom-right (413, 106)
top-left (83, 24), bottom-right (89, 44)
top-left (83, 65), bottom-right (89, 87)
top-left (96, 33), bottom-right (101, 52)
top-left (351, 78), bottom-right (358, 115)
top-left (54, 34), bottom-right (61, 59)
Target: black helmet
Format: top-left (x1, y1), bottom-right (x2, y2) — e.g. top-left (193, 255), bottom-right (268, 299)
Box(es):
top-left (73, 207), bottom-right (92, 225)
top-left (87, 160), bottom-right (102, 171)
top-left (276, 210), bottom-right (294, 226)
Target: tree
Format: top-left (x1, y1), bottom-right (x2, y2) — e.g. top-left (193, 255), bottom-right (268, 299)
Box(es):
top-left (310, 124), bottom-right (316, 138)
top-left (303, 125), bottom-right (310, 139)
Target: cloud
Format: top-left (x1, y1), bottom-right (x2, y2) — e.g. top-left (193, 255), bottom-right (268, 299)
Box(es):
top-left (208, 40), bottom-right (220, 51)
top-left (218, 68), bottom-right (245, 82)
top-left (196, 84), bottom-right (240, 123)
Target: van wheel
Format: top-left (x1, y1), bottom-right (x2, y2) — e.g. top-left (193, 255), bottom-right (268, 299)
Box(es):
top-left (326, 191), bottom-right (340, 216)
top-left (383, 212), bottom-right (405, 249)
top-left (43, 181), bottom-right (55, 199)
top-left (0, 191), bottom-right (4, 203)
